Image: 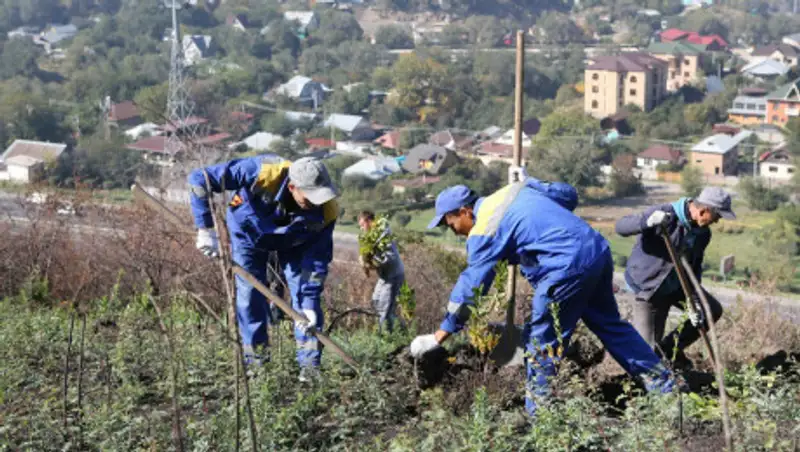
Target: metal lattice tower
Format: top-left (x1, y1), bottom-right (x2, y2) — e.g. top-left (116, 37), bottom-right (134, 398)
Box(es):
top-left (165, 0), bottom-right (196, 156)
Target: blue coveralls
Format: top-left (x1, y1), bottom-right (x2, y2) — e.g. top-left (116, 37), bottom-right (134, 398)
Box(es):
top-left (440, 180), bottom-right (673, 414)
top-left (188, 155), bottom-right (338, 369)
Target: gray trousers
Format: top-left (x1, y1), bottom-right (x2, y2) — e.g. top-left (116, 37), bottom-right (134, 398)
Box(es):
top-left (632, 288), bottom-right (723, 357)
top-left (372, 273), bottom-right (405, 333)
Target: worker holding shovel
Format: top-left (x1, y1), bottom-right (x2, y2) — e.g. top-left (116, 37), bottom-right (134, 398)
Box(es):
top-left (616, 186), bottom-right (732, 369)
top-left (410, 174), bottom-right (676, 416)
top-left (189, 155), bottom-right (340, 382)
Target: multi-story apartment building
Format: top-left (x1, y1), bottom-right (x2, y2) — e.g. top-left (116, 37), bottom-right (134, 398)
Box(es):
top-left (647, 41), bottom-right (706, 92)
top-left (584, 53), bottom-right (668, 118)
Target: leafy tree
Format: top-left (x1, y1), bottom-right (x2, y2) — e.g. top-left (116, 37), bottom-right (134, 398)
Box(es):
top-left (374, 24), bottom-right (414, 49)
top-left (738, 177), bottom-right (787, 211)
top-left (398, 128), bottom-right (428, 151)
top-left (530, 139), bottom-right (601, 190)
top-left (52, 135), bottom-right (145, 189)
top-left (534, 109), bottom-right (601, 145)
top-left (134, 83), bottom-right (169, 124)
top-left (389, 53), bottom-right (448, 111)
top-left (0, 92), bottom-right (69, 145)
top-left (680, 166), bottom-right (704, 197)
top-left (0, 38), bottom-right (40, 79)
top-left (261, 19), bottom-right (301, 58)
top-left (261, 113), bottom-right (295, 137)
top-left (535, 11), bottom-right (585, 45)
top-left (607, 154), bottom-right (644, 197)
top-left (312, 10), bottom-right (363, 47)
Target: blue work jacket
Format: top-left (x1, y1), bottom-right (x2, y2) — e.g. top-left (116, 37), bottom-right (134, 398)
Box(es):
top-left (441, 179), bottom-right (609, 333)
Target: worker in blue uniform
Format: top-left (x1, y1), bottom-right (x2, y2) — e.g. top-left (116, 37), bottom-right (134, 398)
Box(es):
top-left (188, 155), bottom-right (340, 381)
top-left (410, 174), bottom-right (675, 415)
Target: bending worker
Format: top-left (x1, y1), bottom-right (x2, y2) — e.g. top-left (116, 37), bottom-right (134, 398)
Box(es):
top-left (188, 155), bottom-right (339, 382)
top-left (410, 175), bottom-right (675, 415)
top-left (358, 210), bottom-right (406, 334)
top-left (616, 186), bottom-right (730, 369)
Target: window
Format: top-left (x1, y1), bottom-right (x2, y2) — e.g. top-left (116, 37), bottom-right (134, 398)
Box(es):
top-left (769, 166), bottom-right (778, 173)
top-left (714, 167), bottom-right (720, 175)
top-left (759, 105), bottom-right (766, 111)
top-left (644, 158), bottom-right (653, 165)
top-left (746, 103), bottom-right (756, 110)
top-left (630, 76), bottom-right (638, 83)
top-left (591, 100), bottom-right (598, 109)
top-left (734, 103), bottom-right (744, 109)
top-left (684, 72), bottom-right (690, 77)
top-left (696, 159), bottom-right (702, 163)
top-left (592, 86), bottom-right (599, 93)
top-left (592, 73), bottom-right (599, 80)
top-left (630, 89), bottom-right (637, 96)
top-left (684, 59), bottom-right (690, 65)
top-left (789, 168), bottom-right (796, 174)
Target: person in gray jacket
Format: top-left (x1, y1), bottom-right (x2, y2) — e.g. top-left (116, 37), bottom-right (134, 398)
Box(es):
top-left (616, 187), bottom-right (733, 368)
top-left (358, 211), bottom-right (406, 333)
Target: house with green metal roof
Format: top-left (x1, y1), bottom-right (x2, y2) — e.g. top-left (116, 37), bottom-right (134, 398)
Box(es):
top-left (765, 78), bottom-right (800, 126)
top-left (647, 41), bottom-right (708, 92)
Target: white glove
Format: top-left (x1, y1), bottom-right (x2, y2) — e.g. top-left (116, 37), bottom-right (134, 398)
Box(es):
top-left (646, 210), bottom-right (671, 229)
top-left (410, 334), bottom-right (442, 358)
top-left (196, 228), bottom-right (219, 258)
top-left (509, 165), bottom-right (529, 183)
top-left (688, 310), bottom-right (701, 327)
top-left (297, 309), bottom-right (317, 335)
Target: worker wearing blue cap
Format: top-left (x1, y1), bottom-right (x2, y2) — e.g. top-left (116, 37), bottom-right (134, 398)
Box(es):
top-left (410, 175), bottom-right (675, 415)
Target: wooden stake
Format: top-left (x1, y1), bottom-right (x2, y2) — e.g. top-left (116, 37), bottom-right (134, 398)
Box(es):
top-left (506, 29), bottom-right (525, 318)
top-left (679, 256), bottom-right (733, 451)
top-left (63, 309), bottom-right (75, 436)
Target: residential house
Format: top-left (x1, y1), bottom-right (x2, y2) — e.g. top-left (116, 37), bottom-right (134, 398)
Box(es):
top-left (765, 78), bottom-right (800, 126)
top-left (479, 126), bottom-right (504, 140)
top-left (411, 23), bottom-right (446, 46)
top-left (728, 88), bottom-right (768, 125)
top-left (283, 11), bottom-right (319, 38)
top-left (284, 110), bottom-right (319, 123)
top-left (475, 142), bottom-right (521, 166)
top-left (647, 41), bottom-right (707, 91)
top-left (126, 136), bottom-right (181, 165)
top-left (374, 130), bottom-right (401, 150)
top-left (750, 44), bottom-right (800, 67)
top-left (182, 35), bottom-right (215, 66)
top-left (493, 118), bottom-right (541, 147)
top-left (402, 144), bottom-right (458, 175)
top-left (759, 147), bottom-right (796, 181)
top-left (636, 145), bottom-right (684, 170)
top-left (391, 175), bottom-right (441, 195)
top-left (429, 129), bottom-right (476, 152)
top-left (124, 123), bottom-right (161, 140)
top-left (7, 26), bottom-right (39, 39)
top-left (782, 32), bottom-right (800, 50)
top-left (690, 131), bottom-right (752, 176)
top-left (0, 140), bottom-right (68, 183)
top-left (658, 28), bottom-right (728, 50)
top-left (584, 53), bottom-right (668, 118)
top-left (272, 75), bottom-right (328, 107)
top-left (323, 114), bottom-right (374, 141)
top-left (108, 101), bottom-right (143, 129)
top-left (34, 24), bottom-right (78, 54)
top-left (233, 132), bottom-right (283, 151)
top-left (740, 59), bottom-right (790, 82)
top-left (343, 156), bottom-right (402, 181)
top-left (226, 14), bottom-right (249, 32)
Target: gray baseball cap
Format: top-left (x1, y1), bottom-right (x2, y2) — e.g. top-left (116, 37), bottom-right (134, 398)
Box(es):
top-left (696, 186), bottom-right (736, 219)
top-left (288, 157), bottom-right (339, 206)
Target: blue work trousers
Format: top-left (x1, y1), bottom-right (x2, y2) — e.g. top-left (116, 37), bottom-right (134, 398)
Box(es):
top-left (523, 250), bottom-right (674, 415)
top-left (232, 243), bottom-right (322, 368)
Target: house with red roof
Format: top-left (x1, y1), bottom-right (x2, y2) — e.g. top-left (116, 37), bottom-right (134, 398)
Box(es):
top-left (659, 28), bottom-right (728, 50)
top-left (637, 145), bottom-right (684, 170)
top-left (108, 101), bottom-right (143, 129)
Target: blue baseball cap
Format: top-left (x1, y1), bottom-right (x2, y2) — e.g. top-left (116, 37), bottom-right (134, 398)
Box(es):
top-left (427, 185), bottom-right (478, 229)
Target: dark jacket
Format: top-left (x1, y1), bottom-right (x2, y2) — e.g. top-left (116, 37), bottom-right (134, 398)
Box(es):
top-left (615, 202), bottom-right (710, 302)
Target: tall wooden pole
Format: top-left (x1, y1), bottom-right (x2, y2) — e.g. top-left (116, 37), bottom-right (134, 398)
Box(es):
top-left (505, 30), bottom-right (525, 327)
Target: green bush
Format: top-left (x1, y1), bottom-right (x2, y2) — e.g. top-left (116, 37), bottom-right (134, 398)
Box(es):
top-left (738, 177), bottom-right (787, 212)
top-left (680, 166), bottom-right (704, 197)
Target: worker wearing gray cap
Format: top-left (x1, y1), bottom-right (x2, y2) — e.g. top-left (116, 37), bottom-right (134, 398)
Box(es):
top-left (616, 186), bottom-right (735, 369)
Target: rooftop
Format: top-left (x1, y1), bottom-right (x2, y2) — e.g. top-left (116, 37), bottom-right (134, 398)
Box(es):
top-left (647, 41), bottom-right (707, 55)
top-left (108, 101), bottom-right (140, 122)
top-left (741, 58), bottom-right (790, 77)
top-left (751, 43), bottom-right (800, 58)
top-left (587, 53), bottom-right (667, 72)
top-left (639, 145), bottom-right (682, 162)
top-left (692, 131), bottom-right (753, 154)
top-left (1, 139), bottom-right (67, 163)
